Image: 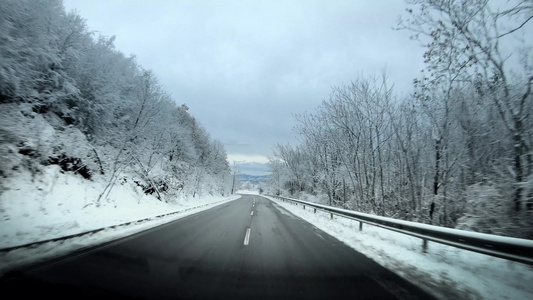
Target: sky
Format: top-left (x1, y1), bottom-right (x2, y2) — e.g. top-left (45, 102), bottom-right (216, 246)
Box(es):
top-left (62, 0), bottom-right (426, 175)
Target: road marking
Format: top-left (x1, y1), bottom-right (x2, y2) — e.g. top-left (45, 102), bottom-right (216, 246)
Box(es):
top-left (251, 211), bottom-right (254, 216)
top-left (243, 228), bottom-right (251, 246)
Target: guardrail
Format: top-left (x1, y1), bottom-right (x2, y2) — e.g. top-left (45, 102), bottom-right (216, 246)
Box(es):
top-left (266, 194), bottom-right (533, 265)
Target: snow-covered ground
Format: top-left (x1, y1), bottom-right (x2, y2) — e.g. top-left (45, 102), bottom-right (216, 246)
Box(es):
top-left (266, 196), bottom-right (533, 300)
top-left (2, 176), bottom-right (531, 300)
top-left (0, 166), bottom-right (241, 276)
top-left (235, 189), bottom-right (260, 195)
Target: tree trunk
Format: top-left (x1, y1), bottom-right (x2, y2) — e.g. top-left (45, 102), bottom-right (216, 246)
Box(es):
top-left (431, 137), bottom-right (441, 222)
top-left (513, 116), bottom-right (525, 211)
top-left (433, 138), bottom-right (441, 196)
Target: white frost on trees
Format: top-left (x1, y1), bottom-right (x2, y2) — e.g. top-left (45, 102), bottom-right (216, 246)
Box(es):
top-left (0, 0), bottom-right (232, 205)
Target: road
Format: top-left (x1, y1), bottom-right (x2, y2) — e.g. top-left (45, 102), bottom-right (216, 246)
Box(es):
top-left (0, 195), bottom-right (434, 299)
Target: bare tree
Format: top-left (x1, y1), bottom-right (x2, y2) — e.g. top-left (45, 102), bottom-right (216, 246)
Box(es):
top-left (400, 0), bottom-right (533, 211)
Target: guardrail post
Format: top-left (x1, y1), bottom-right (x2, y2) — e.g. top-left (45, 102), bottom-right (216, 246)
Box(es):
top-left (422, 239), bottom-right (428, 253)
top-left (359, 221), bottom-right (363, 231)
top-left (303, 204), bottom-right (305, 209)
top-left (314, 208), bottom-right (316, 213)
top-left (330, 213), bottom-right (333, 219)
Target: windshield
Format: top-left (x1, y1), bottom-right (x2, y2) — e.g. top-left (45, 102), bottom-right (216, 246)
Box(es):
top-left (0, 1), bottom-right (532, 299)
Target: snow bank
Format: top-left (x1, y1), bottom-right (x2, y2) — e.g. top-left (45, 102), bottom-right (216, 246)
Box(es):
top-left (0, 102), bottom-right (240, 273)
top-left (267, 196), bottom-right (533, 300)
top-left (0, 163), bottom-right (238, 249)
top-left (236, 189), bottom-right (260, 195)
top-left (0, 101), bottom-right (238, 253)
top-left (0, 163), bottom-right (240, 274)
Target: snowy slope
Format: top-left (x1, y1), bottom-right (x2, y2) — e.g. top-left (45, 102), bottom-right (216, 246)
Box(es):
top-left (0, 167), bottom-right (241, 250)
top-left (0, 164), bottom-right (240, 275)
top-left (0, 99), bottom-right (239, 276)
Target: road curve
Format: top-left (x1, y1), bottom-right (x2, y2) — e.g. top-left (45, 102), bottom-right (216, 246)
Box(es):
top-left (0, 195), bottom-right (434, 299)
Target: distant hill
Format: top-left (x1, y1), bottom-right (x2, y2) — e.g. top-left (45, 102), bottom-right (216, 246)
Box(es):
top-left (237, 174), bottom-right (270, 185)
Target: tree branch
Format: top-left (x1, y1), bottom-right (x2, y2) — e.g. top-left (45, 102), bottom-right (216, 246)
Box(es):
top-left (497, 15), bottom-right (533, 38)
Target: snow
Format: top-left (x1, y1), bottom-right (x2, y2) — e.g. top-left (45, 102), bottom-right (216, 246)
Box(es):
top-left (236, 189), bottom-right (260, 195)
top-left (1, 164), bottom-right (530, 300)
top-left (0, 97), bottom-right (239, 277)
top-left (267, 196), bottom-right (533, 300)
top-left (1, 173), bottom-right (531, 299)
top-left (0, 165), bottom-right (240, 276)
top-left (275, 196), bottom-right (533, 249)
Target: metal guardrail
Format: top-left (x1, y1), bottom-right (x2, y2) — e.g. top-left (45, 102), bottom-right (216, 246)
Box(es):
top-left (267, 194), bottom-right (533, 265)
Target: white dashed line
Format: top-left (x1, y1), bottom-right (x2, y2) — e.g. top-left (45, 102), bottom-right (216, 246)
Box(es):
top-left (243, 228), bottom-right (251, 246)
top-left (251, 211), bottom-right (254, 216)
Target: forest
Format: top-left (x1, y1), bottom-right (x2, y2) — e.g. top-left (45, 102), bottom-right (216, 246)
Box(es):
top-left (267, 0), bottom-right (533, 239)
top-left (0, 0), bottom-right (233, 205)
top-left (1, 0), bottom-right (532, 239)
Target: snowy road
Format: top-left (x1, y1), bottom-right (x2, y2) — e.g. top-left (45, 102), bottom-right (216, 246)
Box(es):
top-left (0, 195), bottom-right (433, 299)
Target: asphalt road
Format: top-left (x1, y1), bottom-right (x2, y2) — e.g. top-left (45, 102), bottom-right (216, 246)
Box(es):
top-left (0, 195), bottom-right (434, 299)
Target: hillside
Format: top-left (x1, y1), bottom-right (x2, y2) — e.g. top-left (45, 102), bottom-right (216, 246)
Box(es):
top-left (0, 0), bottom-right (234, 243)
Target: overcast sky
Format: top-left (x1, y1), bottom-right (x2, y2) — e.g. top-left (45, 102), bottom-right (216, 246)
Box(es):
top-left (62, 0), bottom-right (425, 175)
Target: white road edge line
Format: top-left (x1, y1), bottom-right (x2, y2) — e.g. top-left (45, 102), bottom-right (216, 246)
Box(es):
top-left (243, 228), bottom-right (251, 246)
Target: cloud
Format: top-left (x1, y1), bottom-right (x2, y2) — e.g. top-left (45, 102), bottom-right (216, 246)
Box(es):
top-left (63, 0), bottom-right (425, 163)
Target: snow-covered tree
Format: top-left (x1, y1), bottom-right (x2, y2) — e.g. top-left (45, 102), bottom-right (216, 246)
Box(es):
top-left (0, 0), bottom-right (232, 206)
